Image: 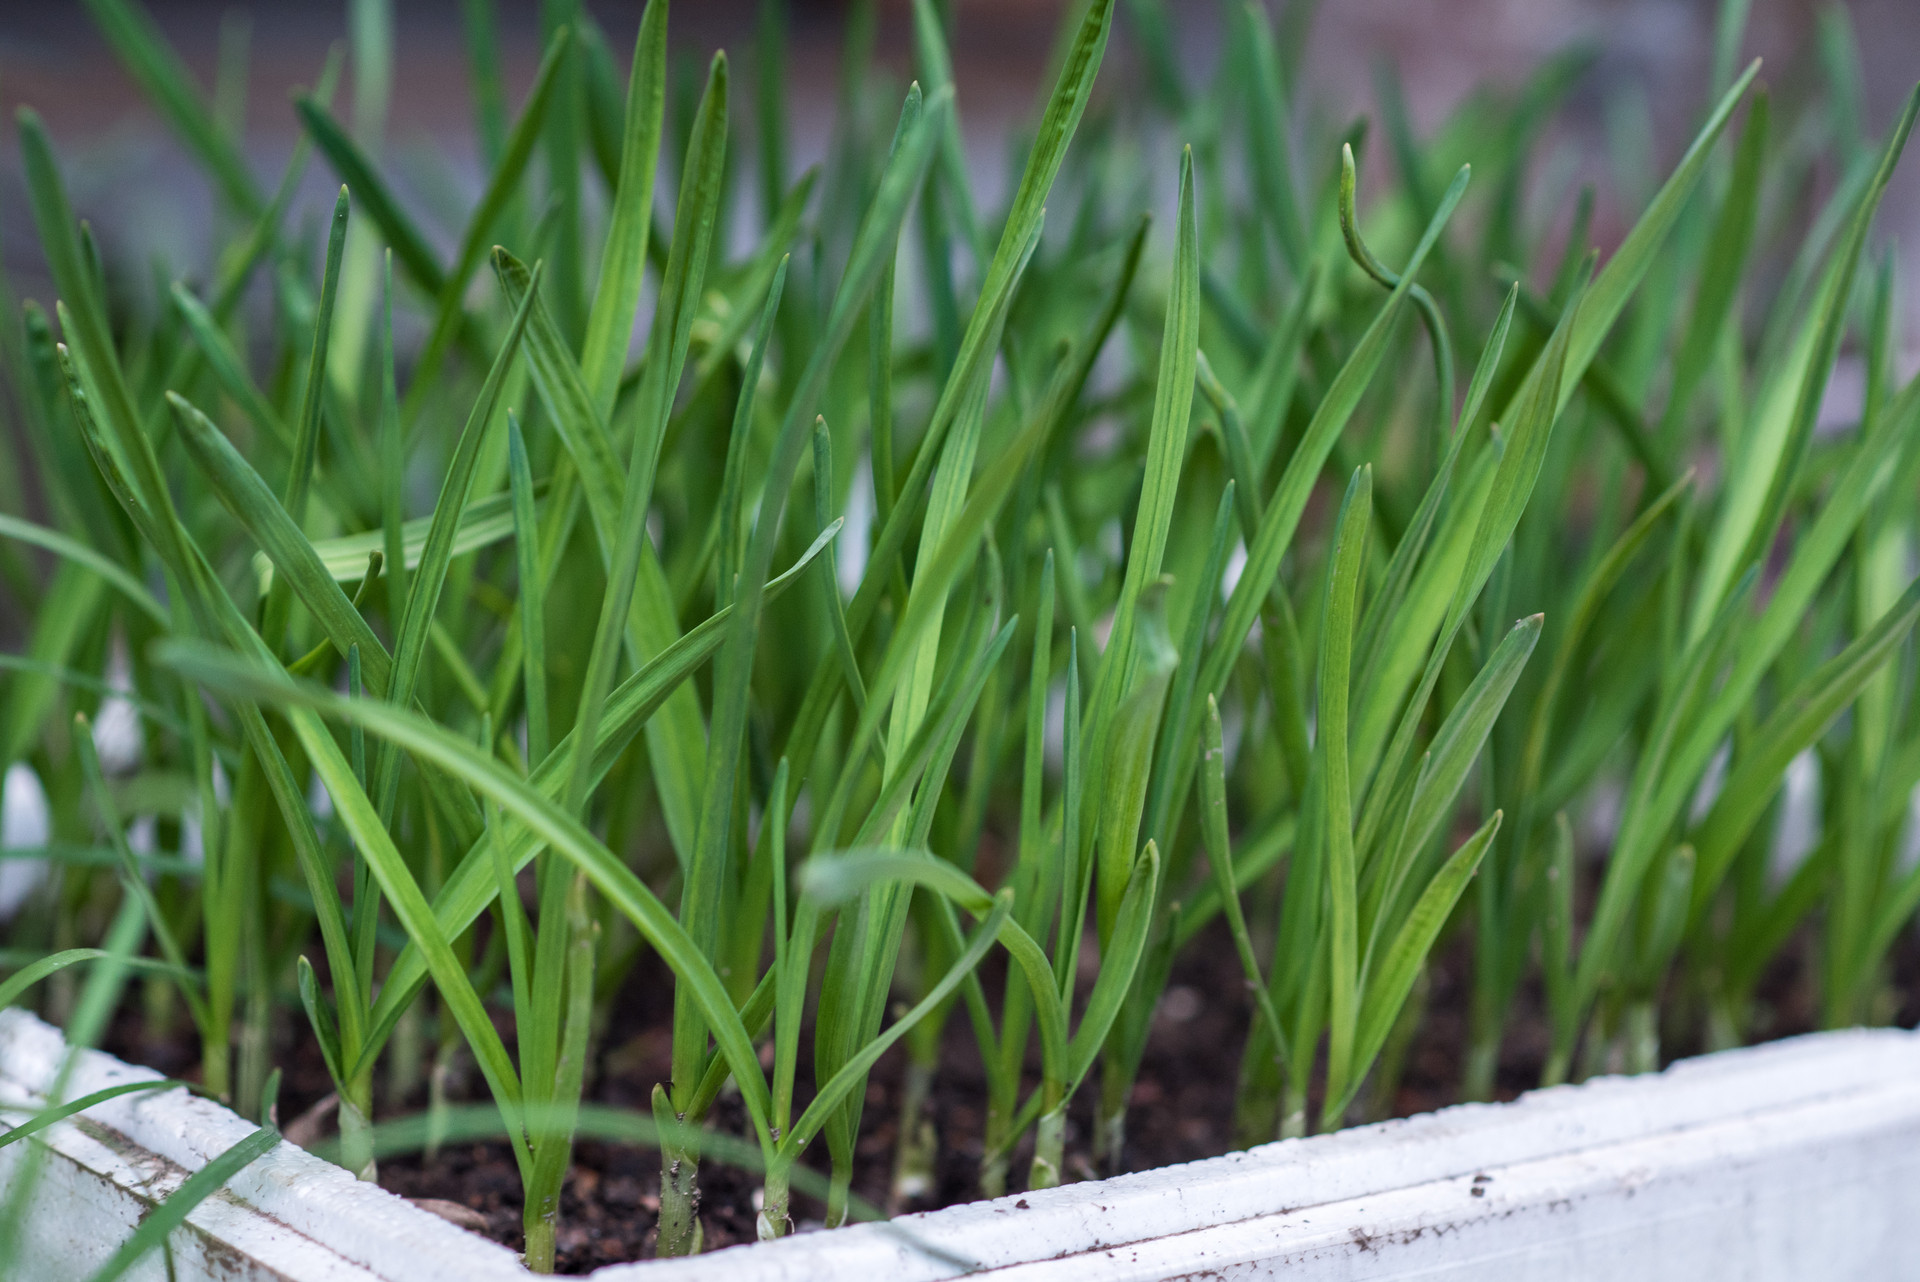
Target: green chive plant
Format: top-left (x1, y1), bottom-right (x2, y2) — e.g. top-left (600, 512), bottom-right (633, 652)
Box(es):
top-left (2, 0), bottom-right (1918, 1271)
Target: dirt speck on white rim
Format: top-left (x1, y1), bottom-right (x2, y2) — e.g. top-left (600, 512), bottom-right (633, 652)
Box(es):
top-left (3, 1007), bottom-right (1918, 1280)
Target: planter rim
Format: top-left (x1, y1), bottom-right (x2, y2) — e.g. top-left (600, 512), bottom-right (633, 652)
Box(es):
top-left (612, 1024), bottom-right (1920, 1280)
top-left (4, 1007), bottom-right (1918, 1280)
top-left (0, 1007), bottom-right (525, 1281)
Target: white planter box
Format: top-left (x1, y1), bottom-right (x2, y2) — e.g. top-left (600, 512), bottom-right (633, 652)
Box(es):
top-left (3, 1006), bottom-right (1917, 1281)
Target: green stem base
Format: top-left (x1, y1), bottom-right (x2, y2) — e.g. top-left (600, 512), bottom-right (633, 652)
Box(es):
top-left (756, 1168), bottom-right (791, 1241)
top-left (1461, 1036), bottom-right (1501, 1104)
top-left (337, 1089), bottom-right (377, 1183)
top-left (1624, 1000), bottom-right (1659, 1075)
top-left (890, 1058), bottom-right (937, 1208)
top-left (824, 1163), bottom-right (853, 1230)
top-left (1027, 1104), bottom-right (1066, 1192)
top-left (653, 1085), bottom-right (703, 1258)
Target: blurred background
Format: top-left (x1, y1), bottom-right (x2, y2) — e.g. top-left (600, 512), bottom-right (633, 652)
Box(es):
top-left (1, 0), bottom-right (1918, 334)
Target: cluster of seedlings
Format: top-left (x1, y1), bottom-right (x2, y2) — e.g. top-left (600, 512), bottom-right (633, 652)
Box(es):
top-left (0, 0), bottom-right (1916, 1270)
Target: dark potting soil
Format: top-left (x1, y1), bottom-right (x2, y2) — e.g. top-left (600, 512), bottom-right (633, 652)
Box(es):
top-left (362, 925), bottom-right (1263, 1271)
top-left (98, 916), bottom-right (1920, 1273)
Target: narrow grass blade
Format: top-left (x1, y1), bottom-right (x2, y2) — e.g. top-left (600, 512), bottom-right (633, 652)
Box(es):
top-left (293, 96), bottom-right (443, 296)
top-left (0, 515), bottom-right (165, 625)
top-left (1358, 272), bottom-right (1579, 864)
top-left (1094, 585), bottom-right (1177, 946)
top-left (1517, 472), bottom-right (1693, 801)
top-left (377, 262), bottom-right (543, 815)
top-left (1200, 696), bottom-right (1287, 1062)
top-left (1097, 146), bottom-right (1198, 719)
top-left (1333, 811), bottom-right (1501, 1123)
top-left (169, 282), bottom-right (292, 450)
top-left (0, 1082), bottom-right (177, 1154)
top-left (1659, 90), bottom-right (1768, 441)
top-left (1321, 468), bottom-right (1372, 1102)
top-left (1737, 84), bottom-right (1919, 584)
top-left (507, 415), bottom-right (549, 766)
top-left (279, 186), bottom-right (349, 534)
top-left (579, 0), bottom-right (667, 418)
top-left (0, 950), bottom-right (189, 1012)
top-left (409, 26), bottom-right (573, 399)
top-left (85, 1125), bottom-right (280, 1282)
top-left (1689, 576), bottom-right (1920, 913)
top-left (1361, 614), bottom-right (1541, 965)
top-left (81, 0), bottom-right (264, 217)
top-left (783, 892), bottom-right (1012, 1158)
top-left (169, 392), bottom-right (392, 694)
top-left (561, 53), bottom-right (728, 870)
top-left (1200, 167), bottom-right (1469, 733)
top-left (1242, 1), bottom-right (1307, 276)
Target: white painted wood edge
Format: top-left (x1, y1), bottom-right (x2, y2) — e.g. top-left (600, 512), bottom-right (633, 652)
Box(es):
top-left (986, 1071), bottom-right (1920, 1280)
top-left (0, 1008), bottom-right (526, 1282)
top-left (607, 1026), bottom-right (1920, 1280)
